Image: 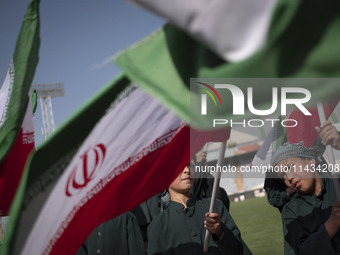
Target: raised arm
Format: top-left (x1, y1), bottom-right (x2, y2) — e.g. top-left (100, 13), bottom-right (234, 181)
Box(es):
top-left (315, 120), bottom-right (340, 150)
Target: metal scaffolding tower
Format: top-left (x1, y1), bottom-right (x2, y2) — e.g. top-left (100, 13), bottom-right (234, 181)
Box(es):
top-left (32, 83), bottom-right (65, 139)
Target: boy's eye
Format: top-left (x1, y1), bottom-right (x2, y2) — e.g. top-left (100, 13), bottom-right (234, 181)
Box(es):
top-left (286, 164), bottom-right (295, 172)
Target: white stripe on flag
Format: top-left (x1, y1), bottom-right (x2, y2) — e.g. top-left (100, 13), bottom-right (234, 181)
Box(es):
top-left (22, 88), bottom-right (35, 144)
top-left (128, 0), bottom-right (278, 62)
top-left (19, 85), bottom-right (184, 254)
top-left (251, 126), bottom-right (275, 168)
top-left (0, 65), bottom-right (14, 129)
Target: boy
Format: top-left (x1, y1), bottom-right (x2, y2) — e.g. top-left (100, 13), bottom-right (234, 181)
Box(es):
top-left (264, 120), bottom-right (340, 212)
top-left (272, 121), bottom-right (340, 254)
top-left (147, 165), bottom-right (250, 255)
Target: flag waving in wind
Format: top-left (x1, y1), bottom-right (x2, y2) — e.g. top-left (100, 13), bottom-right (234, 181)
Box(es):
top-left (0, 89), bottom-right (36, 216)
top-left (3, 0), bottom-right (340, 254)
top-left (1, 75), bottom-right (224, 254)
top-left (116, 1), bottom-right (340, 130)
top-left (0, 0), bottom-right (40, 216)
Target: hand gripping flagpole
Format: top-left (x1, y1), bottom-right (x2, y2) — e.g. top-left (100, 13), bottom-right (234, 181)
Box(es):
top-left (203, 140), bottom-right (227, 252)
top-left (316, 102), bottom-right (340, 200)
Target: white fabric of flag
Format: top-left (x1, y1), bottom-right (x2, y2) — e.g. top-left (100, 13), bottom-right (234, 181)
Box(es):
top-left (127, 0), bottom-right (277, 62)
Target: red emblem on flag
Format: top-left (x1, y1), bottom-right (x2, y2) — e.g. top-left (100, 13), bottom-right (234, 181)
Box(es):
top-left (65, 144), bottom-right (106, 197)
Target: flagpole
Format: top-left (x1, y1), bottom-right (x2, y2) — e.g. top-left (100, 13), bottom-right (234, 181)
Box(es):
top-left (203, 140), bottom-right (227, 252)
top-left (204, 142), bottom-right (209, 151)
top-left (316, 102), bottom-right (340, 200)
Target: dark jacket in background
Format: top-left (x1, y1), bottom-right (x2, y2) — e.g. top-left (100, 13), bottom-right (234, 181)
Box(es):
top-left (76, 212), bottom-right (145, 255)
top-left (281, 176), bottom-right (340, 255)
top-left (147, 196), bottom-right (251, 255)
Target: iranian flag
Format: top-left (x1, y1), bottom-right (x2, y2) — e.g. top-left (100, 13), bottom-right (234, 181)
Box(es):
top-left (3, 0), bottom-right (340, 254)
top-left (0, 84), bottom-right (35, 216)
top-left (1, 75), bottom-right (226, 254)
top-left (0, 0), bottom-right (40, 216)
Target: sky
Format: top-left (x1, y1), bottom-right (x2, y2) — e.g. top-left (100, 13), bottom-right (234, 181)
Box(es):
top-left (0, 0), bottom-right (165, 145)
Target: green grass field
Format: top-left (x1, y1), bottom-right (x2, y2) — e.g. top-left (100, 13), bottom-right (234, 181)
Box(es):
top-left (229, 197), bottom-right (284, 255)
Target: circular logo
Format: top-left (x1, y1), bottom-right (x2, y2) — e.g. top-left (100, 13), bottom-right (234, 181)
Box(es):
top-left (65, 144), bottom-right (106, 197)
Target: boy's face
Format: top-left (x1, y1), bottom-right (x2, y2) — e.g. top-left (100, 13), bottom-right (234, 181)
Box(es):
top-left (169, 166), bottom-right (193, 194)
top-left (277, 157), bottom-right (316, 195)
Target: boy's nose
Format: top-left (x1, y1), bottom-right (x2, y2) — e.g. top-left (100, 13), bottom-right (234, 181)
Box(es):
top-left (287, 175), bottom-right (297, 185)
top-left (286, 171), bottom-right (295, 180)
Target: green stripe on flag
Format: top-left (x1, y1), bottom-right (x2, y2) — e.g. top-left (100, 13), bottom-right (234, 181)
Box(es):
top-left (115, 0), bottom-right (340, 129)
top-left (0, 0), bottom-right (40, 164)
top-left (32, 89), bottom-right (38, 115)
top-left (272, 116), bottom-right (287, 151)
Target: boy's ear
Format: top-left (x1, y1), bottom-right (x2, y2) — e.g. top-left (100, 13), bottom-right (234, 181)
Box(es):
top-left (307, 158), bottom-right (316, 165)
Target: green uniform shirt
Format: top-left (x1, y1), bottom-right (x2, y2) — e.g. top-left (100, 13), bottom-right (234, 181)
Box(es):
top-left (264, 174), bottom-right (291, 211)
top-left (282, 177), bottom-right (340, 255)
top-left (147, 196), bottom-right (251, 255)
top-left (76, 212), bottom-right (145, 255)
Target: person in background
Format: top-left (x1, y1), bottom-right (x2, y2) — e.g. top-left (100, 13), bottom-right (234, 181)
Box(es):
top-left (147, 164), bottom-right (251, 255)
top-left (271, 121), bottom-right (340, 254)
top-left (264, 120), bottom-right (339, 212)
top-left (159, 150), bottom-right (230, 212)
top-left (131, 149), bottom-right (231, 252)
top-left (192, 150), bottom-right (230, 211)
top-left (76, 212), bottom-right (145, 255)
top-left (131, 194), bottom-right (160, 250)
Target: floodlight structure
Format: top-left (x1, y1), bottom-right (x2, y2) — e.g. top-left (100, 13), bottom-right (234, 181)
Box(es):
top-left (32, 83), bottom-right (65, 139)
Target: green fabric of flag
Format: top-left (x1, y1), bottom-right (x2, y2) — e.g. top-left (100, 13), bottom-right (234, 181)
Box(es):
top-left (0, 0), bottom-right (40, 164)
top-left (31, 90), bottom-right (38, 115)
top-left (115, 0), bottom-right (340, 129)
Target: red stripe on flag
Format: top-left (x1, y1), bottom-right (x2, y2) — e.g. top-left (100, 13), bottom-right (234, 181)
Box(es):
top-left (0, 129), bottom-right (34, 216)
top-left (45, 124), bottom-right (229, 254)
top-left (286, 101), bottom-right (338, 147)
top-left (190, 127), bottom-right (230, 144)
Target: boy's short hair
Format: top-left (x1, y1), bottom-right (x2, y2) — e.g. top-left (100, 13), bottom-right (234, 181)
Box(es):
top-left (271, 142), bottom-right (325, 167)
